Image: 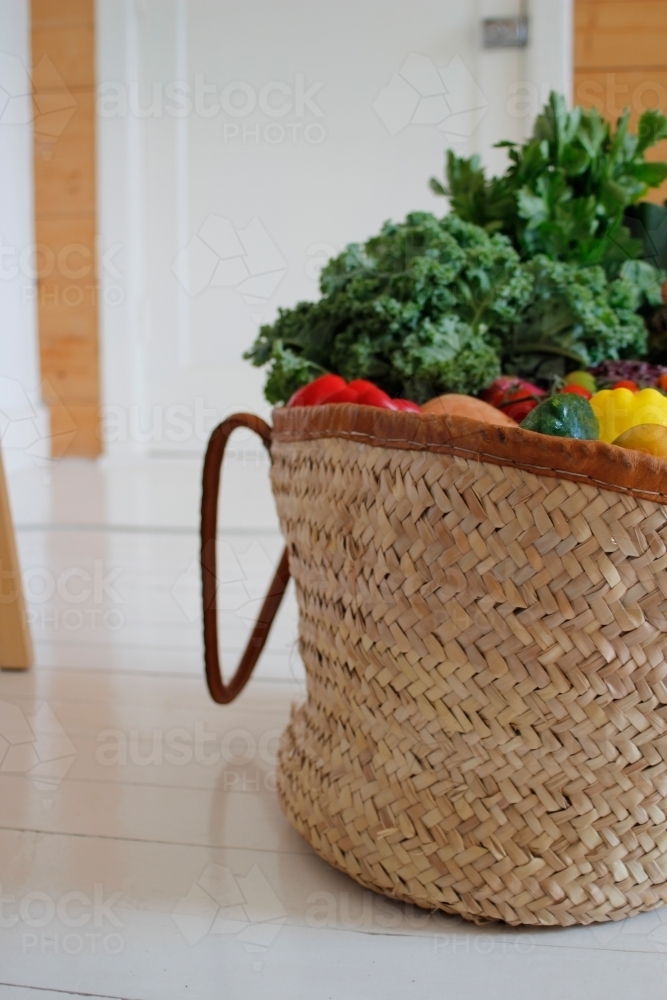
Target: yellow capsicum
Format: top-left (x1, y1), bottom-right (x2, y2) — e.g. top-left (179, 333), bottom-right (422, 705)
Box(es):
top-left (590, 387), bottom-right (667, 443)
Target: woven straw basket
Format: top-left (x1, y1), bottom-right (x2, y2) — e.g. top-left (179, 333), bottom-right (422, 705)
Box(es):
top-left (201, 404), bottom-right (667, 928)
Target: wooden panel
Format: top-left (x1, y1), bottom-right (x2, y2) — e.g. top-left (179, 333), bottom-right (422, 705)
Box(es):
top-left (576, 1), bottom-right (667, 69)
top-left (574, 69), bottom-right (667, 118)
top-left (576, 1), bottom-right (667, 24)
top-left (31, 0), bottom-right (100, 457)
top-left (31, 0), bottom-right (93, 27)
top-left (33, 215), bottom-right (96, 264)
top-left (33, 216), bottom-right (97, 338)
top-left (31, 26), bottom-right (94, 90)
top-left (50, 404), bottom-right (100, 459)
top-left (0, 447), bottom-right (32, 669)
top-left (40, 337), bottom-right (99, 403)
top-left (33, 89), bottom-right (95, 214)
top-left (36, 303), bottom-right (97, 341)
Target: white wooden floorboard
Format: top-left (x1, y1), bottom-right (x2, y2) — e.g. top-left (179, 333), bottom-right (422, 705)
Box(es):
top-left (3, 458), bottom-right (667, 999)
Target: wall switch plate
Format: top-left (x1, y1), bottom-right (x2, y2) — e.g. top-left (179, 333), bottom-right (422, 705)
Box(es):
top-left (482, 16), bottom-right (529, 48)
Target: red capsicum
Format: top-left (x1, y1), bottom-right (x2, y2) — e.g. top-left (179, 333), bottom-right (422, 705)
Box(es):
top-left (286, 374), bottom-right (420, 412)
top-left (287, 374), bottom-right (346, 407)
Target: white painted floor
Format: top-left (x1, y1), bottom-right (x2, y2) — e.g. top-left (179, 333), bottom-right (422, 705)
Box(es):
top-left (3, 457), bottom-right (667, 999)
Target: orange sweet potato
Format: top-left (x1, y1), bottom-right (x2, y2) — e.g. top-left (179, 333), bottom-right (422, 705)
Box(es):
top-left (421, 394), bottom-right (516, 426)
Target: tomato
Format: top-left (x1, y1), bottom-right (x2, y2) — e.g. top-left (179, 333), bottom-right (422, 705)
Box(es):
top-left (497, 390), bottom-right (543, 418)
top-left (658, 373), bottom-right (667, 392)
top-left (504, 399), bottom-right (538, 422)
top-left (518, 380), bottom-right (544, 398)
top-left (611, 380), bottom-right (639, 392)
top-left (481, 377), bottom-right (544, 409)
top-left (559, 384), bottom-right (592, 400)
top-left (500, 390), bottom-right (531, 406)
top-left (287, 374), bottom-right (346, 407)
top-left (392, 399), bottom-right (421, 413)
top-left (480, 377), bottom-right (520, 407)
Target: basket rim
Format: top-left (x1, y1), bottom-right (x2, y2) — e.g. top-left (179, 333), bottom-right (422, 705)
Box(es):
top-left (272, 404), bottom-right (667, 505)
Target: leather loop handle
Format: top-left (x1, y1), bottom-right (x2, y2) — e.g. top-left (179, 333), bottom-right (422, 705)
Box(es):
top-left (201, 413), bottom-right (290, 704)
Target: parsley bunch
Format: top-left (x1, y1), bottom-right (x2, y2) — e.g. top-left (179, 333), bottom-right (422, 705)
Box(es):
top-left (432, 92), bottom-right (667, 283)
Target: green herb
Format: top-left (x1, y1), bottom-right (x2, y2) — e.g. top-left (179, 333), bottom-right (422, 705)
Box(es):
top-left (431, 92), bottom-right (667, 278)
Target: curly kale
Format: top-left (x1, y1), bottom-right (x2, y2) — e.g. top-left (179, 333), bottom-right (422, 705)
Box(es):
top-left (245, 213), bottom-right (531, 403)
top-left (503, 256), bottom-right (648, 381)
top-left (245, 212), bottom-right (651, 403)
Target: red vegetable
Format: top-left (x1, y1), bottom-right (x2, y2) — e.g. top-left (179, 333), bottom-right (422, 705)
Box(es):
top-left (481, 376), bottom-right (545, 410)
top-left (322, 386), bottom-right (361, 404)
top-left (611, 380), bottom-right (639, 392)
top-left (480, 376), bottom-right (519, 408)
top-left (287, 375), bottom-right (418, 411)
top-left (499, 388), bottom-right (537, 406)
top-left (287, 374), bottom-right (346, 407)
top-left (559, 384), bottom-right (592, 400)
top-left (356, 386), bottom-right (397, 409)
top-left (503, 399), bottom-right (538, 422)
top-left (347, 379), bottom-right (380, 395)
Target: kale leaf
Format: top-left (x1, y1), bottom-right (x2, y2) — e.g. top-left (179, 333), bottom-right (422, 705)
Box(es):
top-left (503, 256), bottom-right (647, 381)
top-left (245, 211), bottom-right (647, 403)
top-left (246, 213), bottom-right (531, 403)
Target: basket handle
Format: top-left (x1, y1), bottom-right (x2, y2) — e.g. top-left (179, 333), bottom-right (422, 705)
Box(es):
top-left (200, 413), bottom-right (290, 704)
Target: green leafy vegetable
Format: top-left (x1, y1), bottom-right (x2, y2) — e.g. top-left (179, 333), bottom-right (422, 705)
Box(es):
top-left (504, 256), bottom-right (648, 381)
top-left (246, 213), bottom-right (531, 404)
top-left (245, 212), bottom-right (648, 403)
top-left (432, 92), bottom-right (667, 277)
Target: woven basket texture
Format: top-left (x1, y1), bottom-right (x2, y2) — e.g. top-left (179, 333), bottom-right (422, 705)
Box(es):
top-left (270, 431), bottom-right (667, 927)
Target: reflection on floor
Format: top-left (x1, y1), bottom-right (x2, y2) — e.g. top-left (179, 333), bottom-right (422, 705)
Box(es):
top-left (2, 458), bottom-right (667, 999)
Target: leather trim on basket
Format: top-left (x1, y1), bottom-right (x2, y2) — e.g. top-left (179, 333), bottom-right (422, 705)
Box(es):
top-left (272, 403), bottom-right (667, 505)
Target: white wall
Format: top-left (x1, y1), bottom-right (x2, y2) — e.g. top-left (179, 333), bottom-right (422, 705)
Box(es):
top-left (0, 0), bottom-right (48, 472)
top-left (96, 0), bottom-right (572, 459)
